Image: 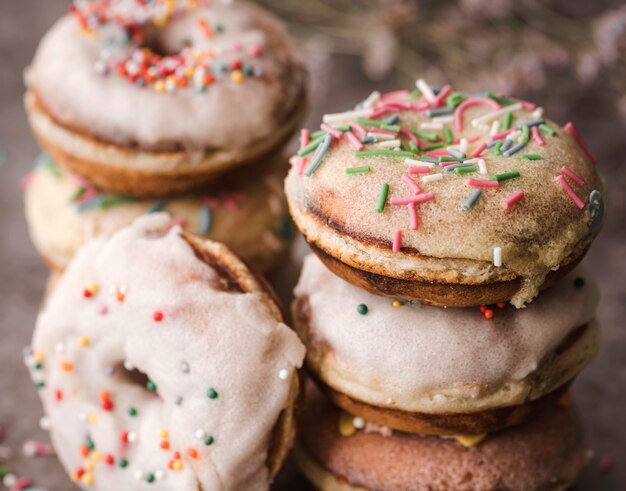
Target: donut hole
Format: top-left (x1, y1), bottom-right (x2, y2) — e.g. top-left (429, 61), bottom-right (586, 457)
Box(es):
top-left (139, 24), bottom-right (183, 57)
top-left (116, 363), bottom-right (158, 396)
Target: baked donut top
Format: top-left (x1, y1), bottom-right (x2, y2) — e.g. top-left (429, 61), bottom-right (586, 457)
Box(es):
top-left (27, 214), bottom-right (305, 490)
top-left (294, 254), bottom-right (597, 409)
top-left (285, 81), bottom-right (605, 307)
top-left (26, 0), bottom-right (306, 151)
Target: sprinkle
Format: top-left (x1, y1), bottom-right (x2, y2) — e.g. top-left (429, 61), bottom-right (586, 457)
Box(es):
top-left (485, 92), bottom-right (517, 106)
top-left (490, 121), bottom-right (501, 137)
top-left (147, 201), bottom-right (166, 214)
top-left (153, 311), bottom-right (164, 322)
top-left (128, 407), bottom-right (137, 417)
top-left (456, 433), bottom-right (487, 448)
top-left (345, 166), bottom-right (371, 175)
top-left (421, 173), bottom-right (443, 183)
top-left (204, 436), bottom-right (215, 446)
top-left (392, 300), bottom-right (403, 307)
top-left (385, 114), bottom-right (400, 125)
top-left (454, 97), bottom-right (501, 131)
top-left (443, 128), bottom-right (454, 144)
top-left (356, 117), bottom-right (400, 132)
top-left (416, 79), bottom-right (436, 103)
top-left (355, 150), bottom-right (414, 158)
top-left (467, 178), bottom-right (499, 188)
top-left (304, 134), bottom-right (333, 176)
top-left (502, 191), bottom-right (525, 210)
top-left (392, 230), bottom-right (403, 252)
top-left (344, 131), bottom-right (364, 151)
top-left (180, 362), bottom-right (190, 374)
top-left (502, 112), bottom-right (513, 131)
top-left (520, 125), bottom-right (531, 144)
top-left (278, 369), bottom-right (289, 380)
top-left (407, 166), bottom-right (432, 174)
top-left (477, 159), bottom-right (487, 175)
top-left (390, 193), bottom-right (435, 206)
top-left (78, 336), bottom-right (90, 347)
top-left (299, 129), bottom-right (310, 150)
top-left (207, 388), bottom-right (219, 399)
top-left (297, 135), bottom-right (326, 157)
top-left (357, 304), bottom-right (369, 315)
top-left (503, 141), bottom-right (526, 157)
top-left (402, 175), bottom-right (422, 194)
top-left (323, 108), bottom-right (373, 124)
top-left (198, 205), bottom-right (213, 235)
top-left (539, 123), bottom-right (556, 136)
top-left (357, 91), bottom-right (381, 109)
top-left (377, 139), bottom-right (402, 148)
top-left (407, 204), bottom-right (419, 230)
top-left (531, 126), bottom-right (545, 146)
top-left (565, 122), bottom-right (597, 164)
top-left (320, 123), bottom-right (343, 139)
top-left (412, 130), bottom-right (439, 142)
top-left (520, 154), bottom-right (542, 160)
top-left (454, 166), bottom-right (476, 175)
top-left (376, 183), bottom-right (389, 213)
top-left (490, 128), bottom-right (515, 141)
top-left (425, 107), bottom-right (454, 117)
top-left (493, 247), bottom-right (502, 267)
top-left (469, 142), bottom-right (487, 158)
top-left (463, 189), bottom-right (482, 209)
top-left (146, 380), bottom-right (157, 392)
top-left (420, 143), bottom-right (444, 152)
top-left (471, 102), bottom-right (523, 129)
top-left (493, 141), bottom-right (503, 156)
top-left (493, 171), bottom-right (520, 182)
top-left (447, 147), bottom-right (466, 159)
top-left (556, 175), bottom-right (584, 209)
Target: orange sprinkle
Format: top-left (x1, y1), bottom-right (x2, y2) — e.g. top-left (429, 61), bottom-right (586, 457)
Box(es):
top-left (496, 302), bottom-right (506, 309)
top-left (160, 441), bottom-right (170, 450)
top-left (99, 390), bottom-right (111, 401)
top-left (484, 309), bottom-right (494, 320)
top-left (187, 448), bottom-right (199, 459)
top-left (60, 361), bottom-right (74, 372)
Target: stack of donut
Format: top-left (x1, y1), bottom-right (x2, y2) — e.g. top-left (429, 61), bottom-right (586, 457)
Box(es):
top-left (23, 0), bottom-right (307, 273)
top-left (285, 80), bottom-right (606, 490)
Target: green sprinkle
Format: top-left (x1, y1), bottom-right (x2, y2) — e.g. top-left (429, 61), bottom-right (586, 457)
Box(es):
top-left (354, 150), bottom-right (414, 158)
top-left (310, 130), bottom-right (326, 139)
top-left (146, 380), bottom-right (157, 392)
top-left (34, 361), bottom-right (44, 370)
top-left (46, 158), bottom-right (62, 178)
top-left (297, 135), bottom-right (326, 157)
top-left (128, 407), bottom-right (138, 417)
top-left (146, 473), bottom-right (155, 484)
top-left (420, 143), bottom-right (444, 152)
top-left (242, 65), bottom-right (254, 77)
top-left (86, 439), bottom-right (95, 451)
top-left (502, 112), bottom-right (513, 131)
top-left (214, 24), bottom-right (225, 33)
top-left (455, 166), bottom-right (476, 174)
top-left (574, 277), bottom-right (585, 288)
top-left (356, 117), bottom-right (400, 132)
top-left (439, 156), bottom-right (459, 162)
top-left (521, 125), bottom-right (530, 144)
top-left (35, 381), bottom-right (45, 389)
top-left (520, 154), bottom-right (542, 160)
top-left (539, 124), bottom-right (556, 136)
top-left (408, 140), bottom-right (418, 153)
top-left (100, 196), bottom-right (136, 210)
top-left (446, 92), bottom-right (465, 108)
top-left (485, 92), bottom-right (516, 106)
top-left (70, 186), bottom-right (86, 203)
top-left (493, 141), bottom-right (503, 156)
top-left (493, 171), bottom-right (521, 182)
top-left (335, 125), bottom-right (351, 132)
top-left (357, 304), bottom-right (368, 315)
top-left (376, 183), bottom-right (389, 213)
top-left (346, 166), bottom-right (371, 174)
top-left (412, 130), bottom-right (439, 142)
top-left (444, 127), bottom-right (453, 144)
top-left (204, 435), bottom-right (215, 446)
top-left (409, 89), bottom-right (421, 100)
top-left (207, 388), bottom-right (219, 399)
top-left (119, 458), bottom-right (129, 469)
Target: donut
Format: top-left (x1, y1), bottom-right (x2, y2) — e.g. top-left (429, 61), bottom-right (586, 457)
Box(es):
top-left (292, 254), bottom-right (599, 435)
top-left (23, 155), bottom-right (293, 272)
top-left (25, 0), bottom-right (307, 197)
top-left (294, 383), bottom-right (589, 491)
top-left (284, 82), bottom-right (605, 307)
top-left (24, 214), bottom-right (306, 490)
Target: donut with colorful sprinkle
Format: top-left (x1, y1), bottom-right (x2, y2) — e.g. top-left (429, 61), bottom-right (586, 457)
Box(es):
top-left (26, 213), bottom-right (305, 490)
top-left (25, 0), bottom-right (307, 197)
top-left (284, 80), bottom-right (605, 307)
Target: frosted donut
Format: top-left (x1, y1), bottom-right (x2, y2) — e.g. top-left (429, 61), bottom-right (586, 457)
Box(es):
top-left (294, 383), bottom-right (588, 491)
top-left (285, 82), bottom-right (605, 307)
top-left (23, 155), bottom-right (293, 272)
top-left (293, 254), bottom-right (599, 435)
top-left (25, 0), bottom-right (307, 197)
top-left (25, 214), bottom-right (305, 490)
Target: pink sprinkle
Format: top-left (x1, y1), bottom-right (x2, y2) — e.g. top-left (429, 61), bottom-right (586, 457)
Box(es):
top-left (321, 124), bottom-right (343, 140)
top-left (453, 135), bottom-right (481, 144)
top-left (22, 439), bottom-right (54, 457)
top-left (408, 166), bottom-right (431, 174)
top-left (9, 477), bottom-right (32, 491)
top-left (501, 191), bottom-right (525, 210)
top-left (344, 131), bottom-right (364, 151)
top-left (380, 90), bottom-right (410, 102)
top-left (425, 149), bottom-right (449, 157)
top-left (390, 192), bottom-right (435, 206)
top-left (351, 122), bottom-right (368, 138)
top-left (531, 126), bottom-right (545, 146)
top-left (469, 142), bottom-right (487, 158)
top-left (296, 156), bottom-right (307, 176)
top-left (467, 178), bottom-right (500, 188)
top-left (490, 128), bottom-right (515, 140)
top-left (381, 101), bottom-right (414, 111)
top-left (300, 129), bottom-right (310, 150)
top-left (75, 188), bottom-right (99, 204)
top-left (556, 175), bottom-right (584, 209)
top-left (439, 161), bottom-right (460, 168)
top-left (561, 166), bottom-right (584, 187)
top-left (248, 45), bottom-right (262, 57)
top-left (407, 204), bottom-right (419, 230)
top-left (401, 174), bottom-right (422, 195)
top-left (432, 85), bottom-right (452, 108)
top-left (399, 128), bottom-right (419, 144)
top-left (565, 122), bottom-right (597, 164)
top-left (392, 230), bottom-right (403, 252)
top-left (454, 97), bottom-right (500, 131)
top-left (508, 96), bottom-right (536, 110)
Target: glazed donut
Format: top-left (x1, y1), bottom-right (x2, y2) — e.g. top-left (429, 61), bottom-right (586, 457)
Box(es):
top-left (295, 383), bottom-right (588, 491)
top-left (293, 254), bottom-right (599, 435)
top-left (25, 0), bottom-right (307, 197)
top-left (25, 214), bottom-right (305, 490)
top-left (285, 82), bottom-right (605, 307)
top-left (23, 155), bottom-right (293, 272)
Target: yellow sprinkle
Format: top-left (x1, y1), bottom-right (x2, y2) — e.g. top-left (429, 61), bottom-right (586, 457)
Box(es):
top-left (159, 429), bottom-right (169, 439)
top-left (154, 80), bottom-right (166, 93)
top-left (34, 351), bottom-right (45, 362)
top-left (456, 433), bottom-right (487, 448)
top-left (338, 411), bottom-right (357, 437)
top-left (87, 413), bottom-right (97, 425)
top-left (91, 451), bottom-right (101, 461)
top-left (71, 472), bottom-right (80, 482)
top-left (185, 66), bottom-right (195, 77)
top-left (172, 461), bottom-right (183, 471)
top-left (231, 70), bottom-right (244, 83)
top-left (78, 336), bottom-right (90, 347)
top-left (82, 473), bottom-right (94, 485)
top-left (392, 300), bottom-right (402, 307)
top-left (87, 283), bottom-right (99, 295)
top-left (84, 459), bottom-right (94, 471)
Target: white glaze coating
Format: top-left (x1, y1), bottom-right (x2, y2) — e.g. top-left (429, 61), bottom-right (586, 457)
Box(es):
top-left (27, 2), bottom-right (305, 151)
top-left (294, 255), bottom-right (598, 411)
top-left (28, 214), bottom-right (305, 490)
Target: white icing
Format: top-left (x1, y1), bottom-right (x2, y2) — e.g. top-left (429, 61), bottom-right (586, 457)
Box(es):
top-left (30, 214), bottom-right (305, 490)
top-left (27, 2), bottom-right (305, 150)
top-left (294, 255), bottom-right (597, 405)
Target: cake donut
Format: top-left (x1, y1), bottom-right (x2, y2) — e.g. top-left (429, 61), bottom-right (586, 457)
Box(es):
top-left (294, 383), bottom-right (589, 491)
top-left (25, 0), bottom-right (307, 197)
top-left (24, 155), bottom-right (293, 272)
top-left (293, 254), bottom-right (599, 435)
top-left (25, 214), bottom-right (305, 490)
top-left (285, 81), bottom-right (605, 307)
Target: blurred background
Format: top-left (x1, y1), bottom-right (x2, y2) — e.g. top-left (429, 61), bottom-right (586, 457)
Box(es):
top-left (1, 0), bottom-right (625, 489)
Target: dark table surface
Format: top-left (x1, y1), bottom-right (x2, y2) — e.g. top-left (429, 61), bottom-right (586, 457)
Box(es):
top-left (0, 1), bottom-right (624, 489)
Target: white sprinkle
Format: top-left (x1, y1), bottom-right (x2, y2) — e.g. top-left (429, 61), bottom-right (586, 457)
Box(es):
top-left (127, 431), bottom-right (138, 443)
top-left (432, 115), bottom-right (454, 124)
top-left (416, 78), bottom-right (436, 103)
top-left (471, 102), bottom-right (523, 128)
top-left (462, 158), bottom-right (479, 164)
top-left (359, 91), bottom-right (381, 109)
top-left (493, 247), bottom-right (502, 267)
top-left (123, 360), bottom-right (134, 371)
top-left (323, 108), bottom-right (372, 125)
top-left (478, 159), bottom-right (487, 175)
top-left (3, 474), bottom-right (16, 487)
top-left (195, 429), bottom-right (206, 440)
top-left (22, 441), bottom-right (36, 457)
top-left (39, 416), bottom-right (51, 431)
top-left (404, 158), bottom-right (435, 167)
top-left (134, 470), bottom-right (143, 480)
top-left (353, 417), bottom-right (365, 429)
top-left (420, 122), bottom-right (443, 130)
top-left (532, 107), bottom-right (544, 118)
top-left (489, 120), bottom-right (500, 137)
top-left (367, 132), bottom-right (395, 141)
top-left (278, 369), bottom-right (289, 380)
top-left (422, 173), bottom-right (443, 183)
top-left (459, 138), bottom-right (468, 154)
top-left (377, 139), bottom-right (401, 148)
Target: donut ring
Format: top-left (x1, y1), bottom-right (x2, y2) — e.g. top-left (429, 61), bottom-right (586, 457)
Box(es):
top-left (26, 1), bottom-right (307, 197)
top-left (26, 214), bottom-right (305, 490)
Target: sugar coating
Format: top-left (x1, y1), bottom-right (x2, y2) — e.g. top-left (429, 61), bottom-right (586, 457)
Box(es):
top-left (29, 214), bottom-right (305, 490)
top-left (295, 255), bottom-right (597, 410)
top-left (27, 2), bottom-right (305, 150)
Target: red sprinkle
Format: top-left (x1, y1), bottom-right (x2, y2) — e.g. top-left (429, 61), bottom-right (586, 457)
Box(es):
top-left (153, 311), bottom-right (164, 322)
top-left (565, 122), bottom-right (597, 164)
top-left (556, 175), bottom-right (584, 209)
top-left (561, 165), bottom-right (584, 187)
top-left (469, 142), bottom-right (487, 158)
top-left (105, 454), bottom-right (115, 465)
top-left (531, 126), bottom-right (545, 146)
